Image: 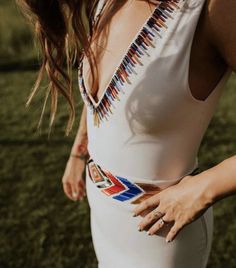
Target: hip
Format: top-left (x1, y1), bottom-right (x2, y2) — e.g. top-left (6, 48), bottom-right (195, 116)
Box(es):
top-left (85, 163), bottom-right (214, 268)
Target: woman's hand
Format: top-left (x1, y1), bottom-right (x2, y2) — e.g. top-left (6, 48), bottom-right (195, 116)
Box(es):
top-left (62, 156), bottom-right (87, 202)
top-left (131, 173), bottom-right (213, 242)
top-left (62, 104), bottom-right (89, 202)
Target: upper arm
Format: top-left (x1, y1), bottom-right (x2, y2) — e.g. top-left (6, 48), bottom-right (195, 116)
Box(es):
top-left (206, 0), bottom-right (236, 72)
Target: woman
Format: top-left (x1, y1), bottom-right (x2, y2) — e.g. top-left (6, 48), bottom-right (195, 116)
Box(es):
top-left (17, 0), bottom-right (236, 267)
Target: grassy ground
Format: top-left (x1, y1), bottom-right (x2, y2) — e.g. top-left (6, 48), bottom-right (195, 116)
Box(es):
top-left (0, 70), bottom-right (97, 268)
top-left (1, 1), bottom-right (236, 268)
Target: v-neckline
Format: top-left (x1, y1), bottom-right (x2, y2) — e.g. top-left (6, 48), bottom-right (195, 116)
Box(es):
top-left (78, 0), bottom-right (184, 126)
top-left (79, 1), bottom-right (169, 107)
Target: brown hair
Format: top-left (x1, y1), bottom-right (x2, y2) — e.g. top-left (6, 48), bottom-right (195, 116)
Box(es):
top-left (16, 0), bottom-right (159, 136)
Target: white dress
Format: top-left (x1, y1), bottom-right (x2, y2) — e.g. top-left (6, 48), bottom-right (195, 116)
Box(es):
top-left (77, 0), bottom-right (232, 267)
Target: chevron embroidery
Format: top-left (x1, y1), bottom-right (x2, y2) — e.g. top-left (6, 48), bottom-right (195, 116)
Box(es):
top-left (112, 176), bottom-right (144, 202)
top-left (87, 157), bottom-right (200, 204)
top-left (87, 158), bottom-right (145, 202)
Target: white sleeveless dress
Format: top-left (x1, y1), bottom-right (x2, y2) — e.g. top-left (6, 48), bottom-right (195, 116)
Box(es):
top-left (77, 0), bottom-right (232, 267)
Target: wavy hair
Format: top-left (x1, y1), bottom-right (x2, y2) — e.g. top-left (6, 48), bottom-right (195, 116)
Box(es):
top-left (16, 0), bottom-right (159, 136)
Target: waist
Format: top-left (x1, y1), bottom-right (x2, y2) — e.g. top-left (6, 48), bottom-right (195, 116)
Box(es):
top-left (86, 156), bottom-right (200, 204)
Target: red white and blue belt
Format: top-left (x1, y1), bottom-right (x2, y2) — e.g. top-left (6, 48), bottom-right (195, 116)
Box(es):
top-left (86, 157), bottom-right (200, 204)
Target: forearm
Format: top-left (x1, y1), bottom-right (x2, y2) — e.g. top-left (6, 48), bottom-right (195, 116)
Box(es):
top-left (195, 155), bottom-right (236, 205)
top-left (70, 104), bottom-right (89, 158)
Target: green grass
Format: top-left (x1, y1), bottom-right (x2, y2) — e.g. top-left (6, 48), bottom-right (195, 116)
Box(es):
top-left (0, 1), bottom-right (37, 64)
top-left (0, 70), bottom-right (98, 268)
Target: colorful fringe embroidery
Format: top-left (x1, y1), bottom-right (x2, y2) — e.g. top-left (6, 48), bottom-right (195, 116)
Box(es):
top-left (78, 0), bottom-right (184, 127)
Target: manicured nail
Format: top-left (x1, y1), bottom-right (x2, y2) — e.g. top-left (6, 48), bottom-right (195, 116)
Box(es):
top-left (147, 231), bottom-right (152, 236)
top-left (166, 238), bottom-right (171, 243)
top-left (138, 227), bottom-right (142, 232)
top-left (133, 213), bottom-right (137, 217)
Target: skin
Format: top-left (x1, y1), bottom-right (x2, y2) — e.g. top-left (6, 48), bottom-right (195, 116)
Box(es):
top-left (62, 0), bottom-right (236, 242)
top-left (62, 104), bottom-right (89, 202)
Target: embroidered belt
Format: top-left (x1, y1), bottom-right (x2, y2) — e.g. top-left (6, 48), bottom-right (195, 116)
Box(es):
top-left (86, 157), bottom-right (200, 204)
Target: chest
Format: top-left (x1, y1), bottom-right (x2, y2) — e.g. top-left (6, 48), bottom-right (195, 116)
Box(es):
top-left (78, 0), bottom-right (229, 128)
top-left (82, 0), bottom-right (219, 102)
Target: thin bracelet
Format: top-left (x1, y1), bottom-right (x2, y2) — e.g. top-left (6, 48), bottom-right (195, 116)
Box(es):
top-left (70, 153), bottom-right (88, 160)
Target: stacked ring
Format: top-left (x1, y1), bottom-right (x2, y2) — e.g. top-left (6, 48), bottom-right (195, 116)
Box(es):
top-left (159, 217), bottom-right (166, 225)
top-left (152, 209), bottom-right (169, 225)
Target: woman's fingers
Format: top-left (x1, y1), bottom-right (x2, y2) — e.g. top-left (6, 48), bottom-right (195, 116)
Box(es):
top-left (147, 214), bottom-right (172, 236)
top-left (71, 177), bottom-right (80, 201)
top-left (61, 156), bottom-right (88, 202)
top-left (138, 207), bottom-right (164, 231)
top-left (71, 177), bottom-right (86, 201)
top-left (132, 193), bottom-right (160, 216)
top-left (75, 180), bottom-right (86, 201)
top-left (63, 182), bottom-right (74, 201)
top-left (165, 221), bottom-right (184, 242)
top-left (62, 176), bottom-right (86, 202)
top-left (79, 179), bottom-right (86, 197)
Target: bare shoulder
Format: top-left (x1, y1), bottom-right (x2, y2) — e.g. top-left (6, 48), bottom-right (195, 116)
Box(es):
top-left (205, 0), bottom-right (236, 72)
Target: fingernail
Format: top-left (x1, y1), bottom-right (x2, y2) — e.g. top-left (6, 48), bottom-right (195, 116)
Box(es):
top-left (72, 192), bottom-right (78, 200)
top-left (166, 239), bottom-right (171, 243)
top-left (147, 231), bottom-right (152, 236)
top-left (132, 213), bottom-right (137, 217)
top-left (138, 227), bottom-right (142, 232)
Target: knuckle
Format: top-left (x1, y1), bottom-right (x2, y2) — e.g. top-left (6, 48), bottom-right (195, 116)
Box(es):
top-left (148, 212), bottom-right (155, 220)
top-left (64, 177), bottom-right (72, 184)
top-left (145, 199), bottom-right (151, 206)
top-left (142, 200), bottom-right (150, 208)
top-left (177, 221), bottom-right (184, 229)
top-left (140, 200), bottom-right (148, 210)
top-left (170, 228), bottom-right (177, 235)
top-left (163, 213), bottom-right (173, 222)
top-left (152, 224), bottom-right (159, 231)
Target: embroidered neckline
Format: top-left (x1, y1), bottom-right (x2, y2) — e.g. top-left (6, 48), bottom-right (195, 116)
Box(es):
top-left (78, 0), bottom-right (184, 127)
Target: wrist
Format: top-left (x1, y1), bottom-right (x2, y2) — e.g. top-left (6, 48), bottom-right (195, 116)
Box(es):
top-left (70, 152), bottom-right (89, 160)
top-left (70, 143), bottom-right (89, 161)
top-left (193, 170), bottom-right (216, 207)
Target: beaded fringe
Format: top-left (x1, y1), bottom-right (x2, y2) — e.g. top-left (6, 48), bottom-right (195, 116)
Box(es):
top-left (78, 0), bottom-right (183, 127)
